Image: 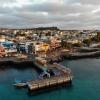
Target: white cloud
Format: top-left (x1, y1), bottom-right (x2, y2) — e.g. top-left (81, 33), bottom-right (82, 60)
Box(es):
top-left (0, 0), bottom-right (100, 29)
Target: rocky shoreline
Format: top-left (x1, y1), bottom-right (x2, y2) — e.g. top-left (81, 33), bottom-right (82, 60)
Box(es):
top-left (49, 50), bottom-right (100, 63)
top-left (63, 51), bottom-right (100, 60)
top-left (0, 57), bottom-right (34, 68)
top-left (0, 50), bottom-right (100, 68)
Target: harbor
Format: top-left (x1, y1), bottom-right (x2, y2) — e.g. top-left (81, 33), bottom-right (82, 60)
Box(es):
top-left (12, 57), bottom-right (73, 93)
top-left (27, 61), bottom-right (72, 93)
top-left (0, 58), bottom-right (100, 100)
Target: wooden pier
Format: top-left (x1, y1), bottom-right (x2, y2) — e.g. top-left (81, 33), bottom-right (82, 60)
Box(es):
top-left (27, 75), bottom-right (72, 92)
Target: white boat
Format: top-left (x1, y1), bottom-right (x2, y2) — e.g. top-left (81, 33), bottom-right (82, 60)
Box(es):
top-left (13, 80), bottom-right (28, 88)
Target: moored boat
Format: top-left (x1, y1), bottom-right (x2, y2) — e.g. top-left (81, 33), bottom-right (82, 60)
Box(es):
top-left (13, 80), bottom-right (28, 88)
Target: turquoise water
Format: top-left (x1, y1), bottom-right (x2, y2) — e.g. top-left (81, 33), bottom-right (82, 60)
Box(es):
top-left (0, 59), bottom-right (100, 100)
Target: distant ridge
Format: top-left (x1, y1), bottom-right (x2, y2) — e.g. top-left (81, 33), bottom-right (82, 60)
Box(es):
top-left (0, 27), bottom-right (59, 30)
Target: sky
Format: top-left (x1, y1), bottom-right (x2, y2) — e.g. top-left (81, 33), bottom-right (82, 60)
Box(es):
top-left (0, 0), bottom-right (100, 29)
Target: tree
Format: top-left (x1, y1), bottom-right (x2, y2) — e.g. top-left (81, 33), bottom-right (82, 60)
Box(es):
top-left (72, 42), bottom-right (83, 47)
top-left (97, 32), bottom-right (100, 42)
top-left (61, 40), bottom-right (72, 49)
top-left (83, 38), bottom-right (92, 47)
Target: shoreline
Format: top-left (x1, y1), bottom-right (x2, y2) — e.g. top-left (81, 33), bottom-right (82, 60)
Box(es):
top-left (0, 51), bottom-right (100, 68)
top-left (0, 57), bottom-right (34, 68)
top-left (48, 51), bottom-right (100, 63)
top-left (63, 51), bottom-right (100, 60)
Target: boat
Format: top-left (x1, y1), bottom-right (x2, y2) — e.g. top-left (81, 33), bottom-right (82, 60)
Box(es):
top-left (13, 80), bottom-right (28, 88)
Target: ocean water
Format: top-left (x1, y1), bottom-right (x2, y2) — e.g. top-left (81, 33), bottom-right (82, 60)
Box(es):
top-left (0, 59), bottom-right (100, 100)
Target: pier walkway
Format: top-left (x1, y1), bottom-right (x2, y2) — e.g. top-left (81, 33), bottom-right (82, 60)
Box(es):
top-left (28, 75), bottom-right (72, 91)
top-left (51, 63), bottom-right (72, 75)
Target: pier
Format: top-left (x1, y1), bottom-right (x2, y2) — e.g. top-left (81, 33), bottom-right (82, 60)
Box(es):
top-left (28, 75), bottom-right (72, 92)
top-left (27, 60), bottom-right (73, 93)
top-left (33, 58), bottom-right (48, 72)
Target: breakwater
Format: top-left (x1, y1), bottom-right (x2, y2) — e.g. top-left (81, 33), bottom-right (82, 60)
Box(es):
top-left (75, 47), bottom-right (100, 53)
top-left (63, 51), bottom-right (100, 60)
top-left (49, 50), bottom-right (100, 63)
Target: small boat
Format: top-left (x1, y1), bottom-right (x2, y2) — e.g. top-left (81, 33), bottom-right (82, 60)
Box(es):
top-left (13, 80), bottom-right (28, 88)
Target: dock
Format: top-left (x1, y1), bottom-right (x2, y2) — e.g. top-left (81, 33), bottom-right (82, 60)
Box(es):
top-left (33, 61), bottom-right (47, 72)
top-left (9, 55), bottom-right (73, 94)
top-left (51, 63), bottom-right (72, 75)
top-left (28, 75), bottom-right (72, 92)
top-left (27, 62), bottom-right (73, 92)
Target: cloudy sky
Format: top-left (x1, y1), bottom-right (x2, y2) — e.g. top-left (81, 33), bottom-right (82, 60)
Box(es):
top-left (0, 0), bottom-right (100, 29)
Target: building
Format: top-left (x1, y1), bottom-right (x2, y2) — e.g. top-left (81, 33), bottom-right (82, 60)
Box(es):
top-left (34, 42), bottom-right (50, 57)
top-left (0, 46), bottom-right (6, 57)
top-left (0, 35), bottom-right (6, 42)
top-left (50, 37), bottom-right (61, 49)
top-left (0, 41), bottom-right (17, 56)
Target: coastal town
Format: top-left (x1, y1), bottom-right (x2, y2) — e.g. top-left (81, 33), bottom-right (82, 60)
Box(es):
top-left (0, 27), bottom-right (100, 61)
top-left (0, 27), bottom-right (100, 93)
top-left (1, 0), bottom-right (100, 99)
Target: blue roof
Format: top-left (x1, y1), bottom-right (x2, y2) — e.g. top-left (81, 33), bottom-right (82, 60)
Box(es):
top-left (0, 42), bottom-right (15, 48)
